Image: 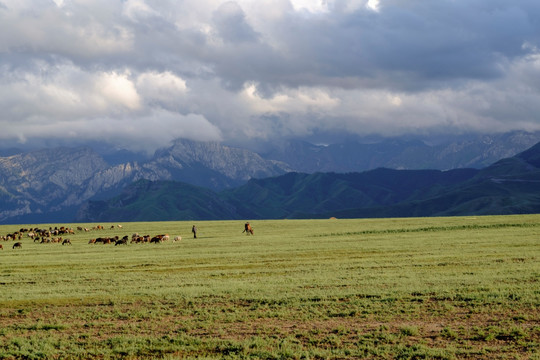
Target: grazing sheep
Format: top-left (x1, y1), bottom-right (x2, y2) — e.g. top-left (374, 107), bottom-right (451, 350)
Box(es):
top-left (173, 236), bottom-right (182, 242)
top-left (115, 238), bottom-right (128, 246)
top-left (150, 236), bottom-right (162, 244)
top-left (12, 242), bottom-right (22, 249)
top-left (62, 238), bottom-right (72, 245)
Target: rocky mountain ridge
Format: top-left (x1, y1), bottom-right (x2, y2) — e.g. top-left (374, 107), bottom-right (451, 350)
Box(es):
top-left (0, 140), bottom-right (290, 223)
top-left (1, 131), bottom-right (540, 224)
top-left (262, 131), bottom-right (540, 172)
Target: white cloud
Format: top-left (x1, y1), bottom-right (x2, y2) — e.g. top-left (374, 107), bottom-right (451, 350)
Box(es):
top-left (241, 82), bottom-right (339, 114)
top-left (366, 0), bottom-right (380, 12)
top-left (122, 0), bottom-right (160, 22)
top-left (96, 71), bottom-right (141, 111)
top-left (93, 110), bottom-right (223, 153)
top-left (389, 95), bottom-right (402, 106)
top-left (0, 0), bottom-right (133, 58)
top-left (290, 0), bottom-right (329, 13)
top-left (136, 71), bottom-right (188, 108)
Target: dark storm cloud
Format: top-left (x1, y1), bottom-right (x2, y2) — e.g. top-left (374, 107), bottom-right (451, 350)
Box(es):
top-left (213, 2), bottom-right (259, 43)
top-left (1, 0), bottom-right (540, 153)
top-left (206, 0), bottom-right (540, 91)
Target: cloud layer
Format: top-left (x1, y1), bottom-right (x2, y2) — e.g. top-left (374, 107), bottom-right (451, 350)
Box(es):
top-left (1, 0), bottom-right (540, 152)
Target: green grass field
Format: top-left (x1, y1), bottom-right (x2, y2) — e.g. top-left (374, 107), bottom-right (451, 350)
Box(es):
top-left (0, 215), bottom-right (539, 359)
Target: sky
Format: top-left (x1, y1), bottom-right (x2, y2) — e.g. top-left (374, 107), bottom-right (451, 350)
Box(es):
top-left (1, 0), bottom-right (540, 153)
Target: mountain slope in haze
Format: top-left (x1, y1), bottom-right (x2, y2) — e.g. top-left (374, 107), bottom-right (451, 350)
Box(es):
top-left (77, 141), bottom-right (540, 222)
top-left (325, 142), bottom-right (540, 219)
top-left (235, 142), bottom-right (540, 219)
top-left (262, 131), bottom-right (540, 172)
top-left (0, 147), bottom-right (110, 221)
top-left (514, 141), bottom-right (540, 168)
top-left (144, 139), bottom-right (291, 189)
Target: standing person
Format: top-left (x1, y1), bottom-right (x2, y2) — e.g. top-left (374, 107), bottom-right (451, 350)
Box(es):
top-left (243, 222), bottom-right (254, 235)
top-left (191, 225), bottom-right (197, 239)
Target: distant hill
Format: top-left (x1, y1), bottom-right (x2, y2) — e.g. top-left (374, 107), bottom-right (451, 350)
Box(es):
top-left (318, 143), bottom-right (540, 219)
top-left (76, 141), bottom-right (540, 222)
top-left (76, 180), bottom-right (241, 222)
top-left (515, 141), bottom-right (540, 167)
top-left (219, 168), bottom-right (479, 219)
top-left (2, 132), bottom-right (540, 224)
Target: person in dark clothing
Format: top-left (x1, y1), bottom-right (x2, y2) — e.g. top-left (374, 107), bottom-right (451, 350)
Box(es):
top-left (243, 222), bottom-right (254, 235)
top-left (191, 225), bottom-right (197, 239)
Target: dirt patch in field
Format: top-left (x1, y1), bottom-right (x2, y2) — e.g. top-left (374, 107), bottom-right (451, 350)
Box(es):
top-left (0, 300), bottom-right (538, 359)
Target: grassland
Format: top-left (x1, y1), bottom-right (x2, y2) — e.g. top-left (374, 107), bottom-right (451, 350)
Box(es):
top-left (0, 215), bottom-right (538, 359)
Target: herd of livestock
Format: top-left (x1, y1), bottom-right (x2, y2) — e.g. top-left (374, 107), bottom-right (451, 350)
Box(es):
top-left (0, 225), bottom-right (181, 250)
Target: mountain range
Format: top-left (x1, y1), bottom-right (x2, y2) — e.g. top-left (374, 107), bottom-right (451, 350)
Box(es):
top-left (76, 141), bottom-right (540, 221)
top-left (1, 131), bottom-right (540, 224)
top-left (260, 131), bottom-right (540, 172)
